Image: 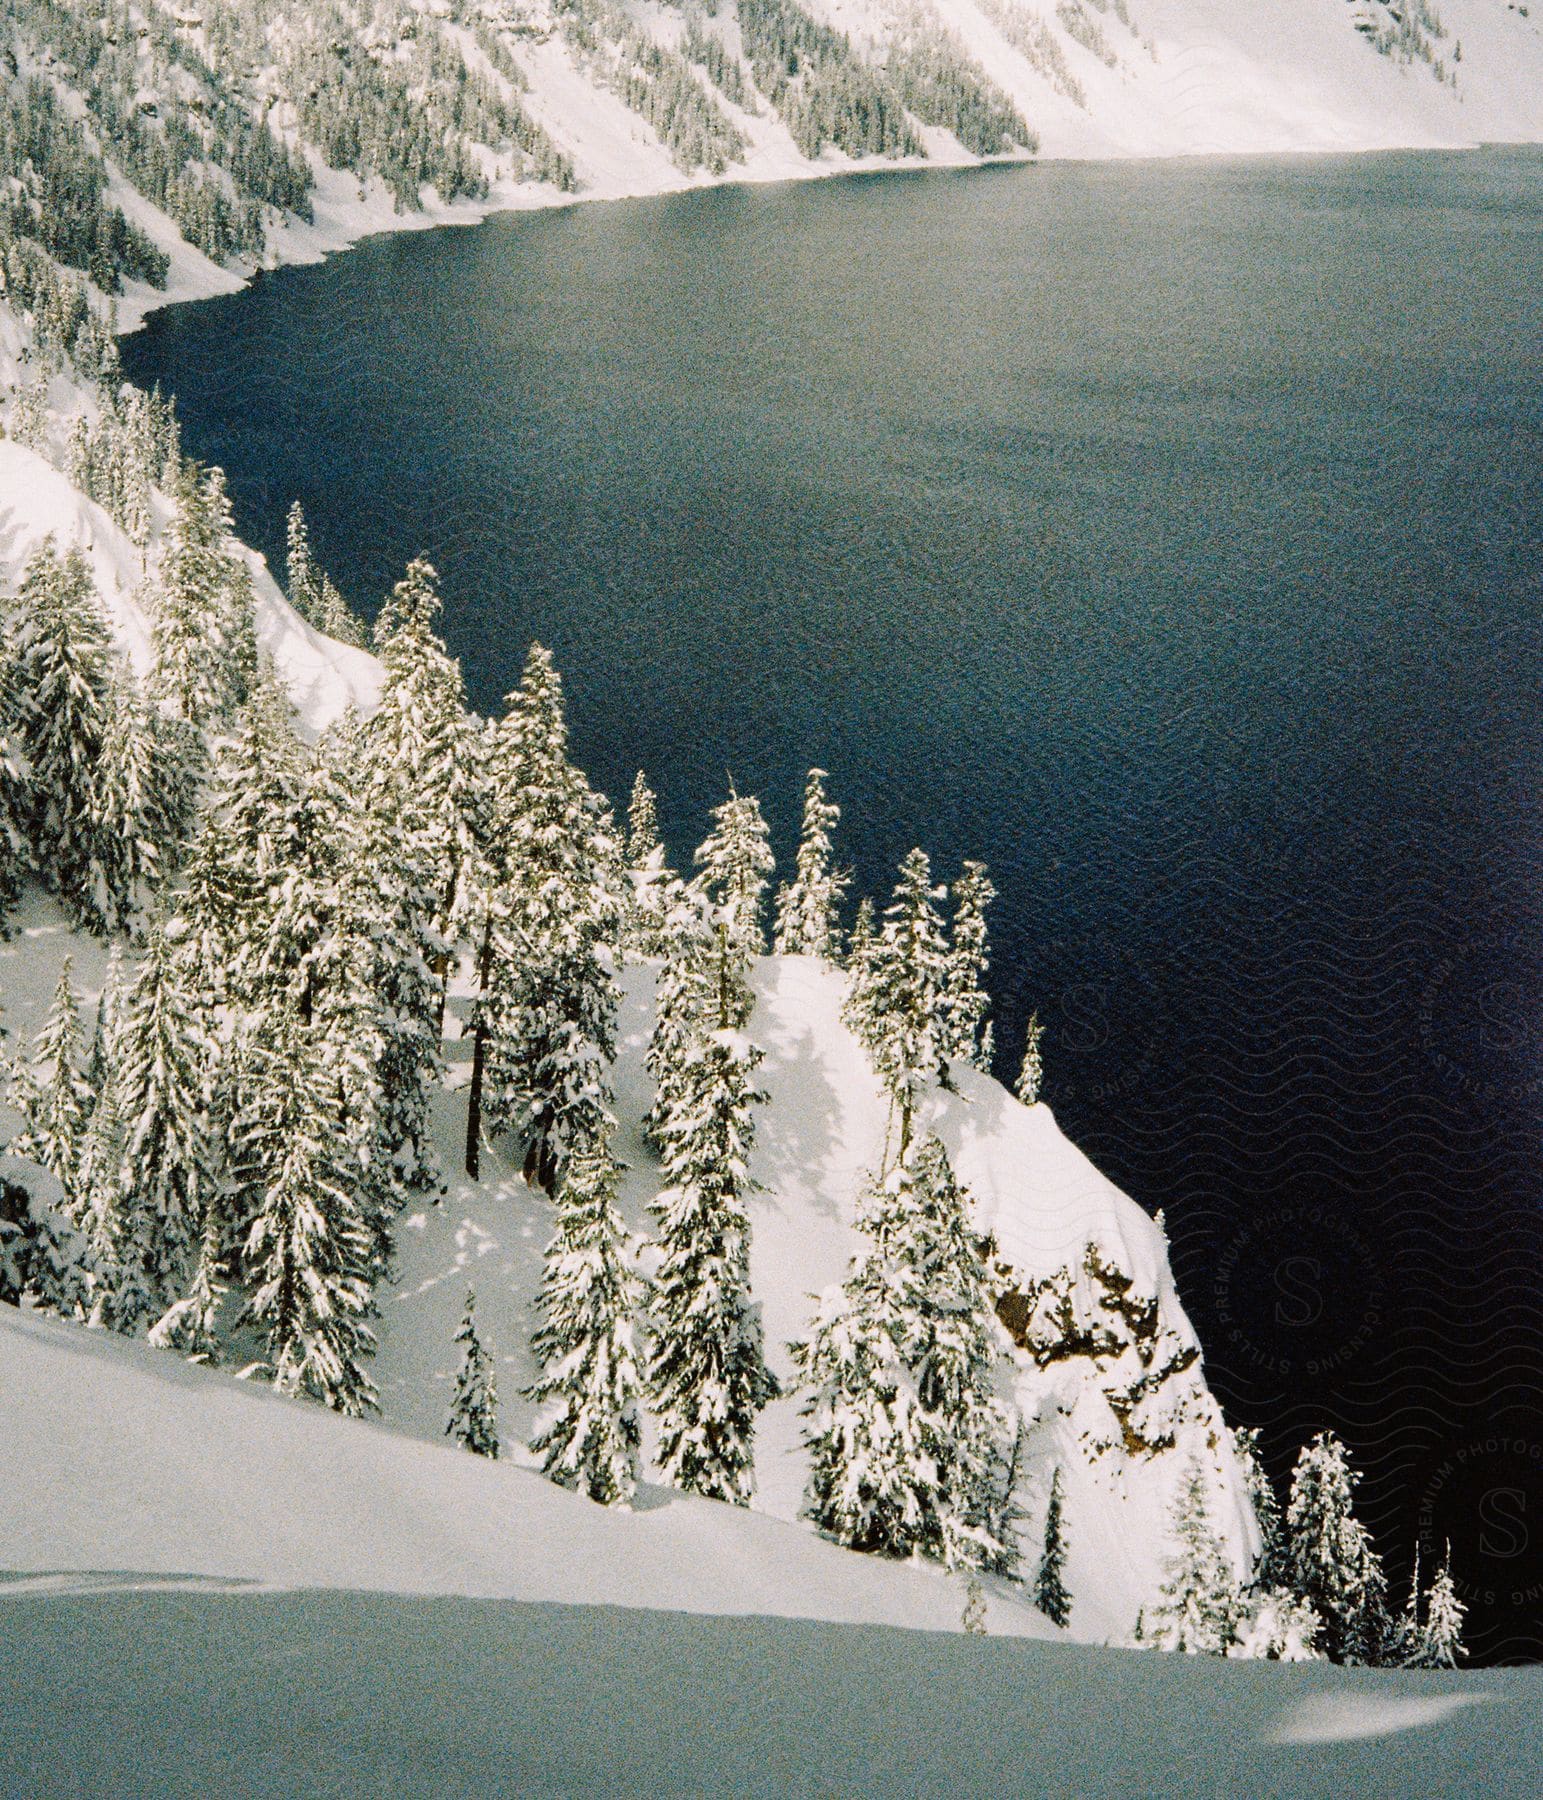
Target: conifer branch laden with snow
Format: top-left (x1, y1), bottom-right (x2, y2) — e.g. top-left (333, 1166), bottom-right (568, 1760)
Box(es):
top-left (447, 1288), bottom-right (501, 1459)
top-left (647, 1028), bottom-right (776, 1505)
top-left (773, 767), bottom-right (849, 961)
top-left (527, 1139), bottom-right (644, 1507)
top-left (794, 1135), bottom-right (1018, 1573)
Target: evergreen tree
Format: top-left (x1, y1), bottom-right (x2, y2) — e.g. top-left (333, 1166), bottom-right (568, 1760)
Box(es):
top-left (0, 686), bottom-right (29, 928)
top-left (285, 499), bottom-right (321, 625)
top-left (1285, 1431), bottom-right (1391, 1665)
top-left (148, 1205), bottom-right (226, 1364)
top-left (643, 903), bottom-right (714, 1148)
top-left (241, 1013), bottom-right (378, 1415)
top-left (80, 1079), bottom-right (155, 1336)
top-left (526, 1140), bottom-right (643, 1505)
top-left (795, 1137), bottom-right (1013, 1571)
top-left (1035, 1465), bottom-right (1072, 1626)
top-left (1410, 1550), bottom-right (1466, 1669)
top-left (446, 1287), bottom-right (500, 1458)
top-left (95, 669), bottom-right (181, 929)
top-left (113, 923), bottom-right (214, 1308)
top-left (647, 1029), bottom-right (775, 1505)
top-left (482, 645), bottom-right (621, 1191)
top-left (941, 860), bottom-right (996, 1073)
top-left (0, 1159), bottom-right (87, 1317)
top-left (11, 542), bottom-right (111, 928)
top-left (15, 957), bottom-right (95, 1203)
top-left (773, 767), bottom-right (848, 960)
top-left (1234, 1425), bottom-right (1290, 1590)
top-left (795, 1235), bottom-right (940, 1560)
top-left (626, 769), bottom-right (661, 867)
top-left (1148, 1457), bottom-right (1245, 1654)
top-left (154, 462), bottom-right (247, 728)
top-left (902, 1135), bottom-right (1018, 1573)
top-left (365, 557), bottom-right (479, 1009)
top-left (844, 895), bottom-right (876, 974)
top-left (1015, 1010), bottom-right (1045, 1105)
top-left (961, 1575), bottom-right (988, 1635)
top-left (848, 848), bottom-right (949, 1155)
top-left (694, 784), bottom-right (775, 966)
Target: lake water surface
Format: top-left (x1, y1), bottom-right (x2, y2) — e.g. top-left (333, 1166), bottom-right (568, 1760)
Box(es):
top-left (123, 148), bottom-right (1543, 1661)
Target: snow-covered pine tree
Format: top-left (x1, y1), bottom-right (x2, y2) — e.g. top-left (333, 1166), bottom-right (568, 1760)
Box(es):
top-left (642, 898), bottom-right (714, 1149)
top-left (113, 922), bottom-right (214, 1309)
top-left (285, 499), bottom-right (322, 626)
top-left (1147, 1457), bottom-right (1246, 1654)
top-left (79, 1078), bottom-right (156, 1337)
top-left (0, 675), bottom-right (29, 927)
top-left (0, 1159), bottom-right (87, 1317)
top-left (624, 771), bottom-right (686, 958)
top-left (1285, 1431), bottom-right (1391, 1665)
top-left (364, 556), bottom-right (479, 1028)
top-left (154, 462), bottom-right (245, 728)
top-left (187, 665), bottom-right (305, 1012)
top-left (1036, 1465), bottom-right (1072, 1626)
top-left (147, 1204), bottom-right (226, 1364)
top-left (85, 943), bottom-right (124, 1105)
top-left (772, 767), bottom-right (849, 960)
top-left (854, 848), bottom-right (950, 1156)
top-left (481, 645), bottom-right (621, 1192)
top-left (902, 1134), bottom-right (1018, 1573)
top-left (95, 669), bottom-right (182, 930)
top-left (694, 783), bottom-right (775, 971)
top-left (941, 859), bottom-right (996, 1073)
top-left (794, 1238), bottom-right (940, 1560)
top-left (241, 1011), bottom-right (378, 1416)
top-left (1234, 1425), bottom-right (1290, 1590)
top-left (1015, 1010), bottom-right (1045, 1105)
top-left (526, 1139), bottom-right (643, 1506)
top-left (1409, 1548), bottom-right (1466, 1668)
top-left (627, 770), bottom-right (661, 867)
top-left (447, 1287), bottom-right (500, 1458)
top-left (647, 1028), bottom-right (775, 1505)
top-left (13, 957), bottom-right (96, 1205)
top-left (10, 542), bottom-right (112, 929)
top-left (316, 573), bottom-right (366, 649)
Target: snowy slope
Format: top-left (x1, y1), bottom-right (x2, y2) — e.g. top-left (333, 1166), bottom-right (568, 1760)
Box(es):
top-left (1, 881), bottom-right (1253, 1645)
top-left (0, 360), bottom-right (380, 736)
top-left (0, 1302), bottom-right (1052, 1635)
top-left (2, 1307), bottom-right (1539, 1796)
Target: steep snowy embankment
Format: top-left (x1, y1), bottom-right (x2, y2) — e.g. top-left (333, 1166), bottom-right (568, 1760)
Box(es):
top-left (1, 886), bottom-right (1253, 1645)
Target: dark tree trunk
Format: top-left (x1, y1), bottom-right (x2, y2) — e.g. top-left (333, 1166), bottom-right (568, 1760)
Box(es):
top-left (464, 914), bottom-right (494, 1180)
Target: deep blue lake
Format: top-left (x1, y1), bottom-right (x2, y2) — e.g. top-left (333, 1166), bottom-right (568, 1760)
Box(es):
top-left (122, 147), bottom-right (1543, 1661)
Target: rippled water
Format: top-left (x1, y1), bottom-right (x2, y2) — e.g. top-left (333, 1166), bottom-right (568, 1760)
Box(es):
top-left (122, 148), bottom-right (1543, 1660)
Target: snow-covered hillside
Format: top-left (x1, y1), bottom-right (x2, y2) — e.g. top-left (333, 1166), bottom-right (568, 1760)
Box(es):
top-left (0, 886), bottom-right (1255, 1643)
top-left (3, 1295), bottom-right (1538, 1795)
top-left (3, 2), bottom-right (1541, 333)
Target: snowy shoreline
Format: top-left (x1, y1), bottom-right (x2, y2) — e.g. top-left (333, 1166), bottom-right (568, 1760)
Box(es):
top-left (113, 132), bottom-right (1539, 338)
